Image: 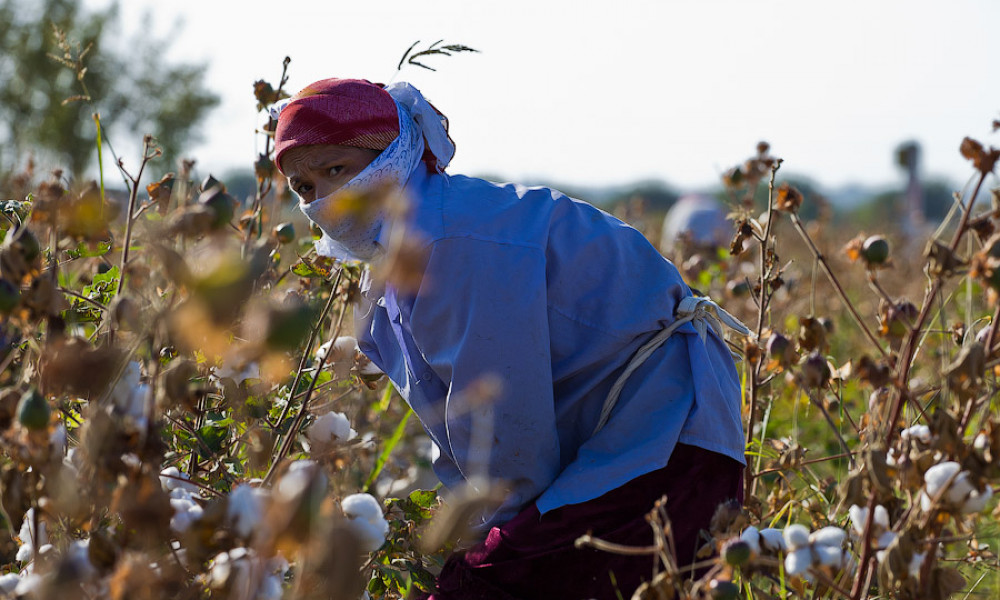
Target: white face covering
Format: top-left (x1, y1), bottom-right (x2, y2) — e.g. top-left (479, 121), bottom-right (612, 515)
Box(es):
top-left (295, 82), bottom-right (456, 262)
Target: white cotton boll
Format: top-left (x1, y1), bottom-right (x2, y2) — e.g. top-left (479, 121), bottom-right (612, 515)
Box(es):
top-left (873, 505), bottom-right (890, 528)
top-left (259, 574), bottom-right (284, 600)
top-left (974, 432), bottom-right (990, 453)
top-left (14, 573), bottom-right (43, 596)
top-left (49, 423), bottom-right (67, 456)
top-left (342, 493), bottom-right (389, 552)
top-left (228, 484), bottom-right (268, 538)
top-left (924, 461), bottom-right (961, 497)
top-left (885, 448), bottom-right (899, 468)
top-left (317, 336), bottom-right (358, 363)
top-left (342, 493), bottom-right (384, 524)
top-left (170, 497), bottom-right (203, 533)
top-left (784, 547), bottom-right (812, 576)
top-left (908, 552), bottom-right (925, 578)
top-left (215, 359), bottom-right (261, 383)
top-left (358, 358), bottom-right (383, 377)
top-left (276, 460), bottom-right (316, 501)
top-left (815, 545), bottom-right (845, 569)
top-left (900, 425), bottom-right (931, 444)
top-left (877, 531), bottom-right (898, 550)
top-left (961, 485), bottom-right (993, 514)
top-left (919, 491), bottom-right (933, 512)
top-left (810, 527), bottom-right (847, 548)
top-left (345, 517), bottom-right (389, 552)
top-left (111, 361), bottom-right (142, 408)
top-left (16, 509), bottom-right (47, 563)
top-left (306, 411), bottom-right (357, 446)
top-left (760, 528), bottom-right (787, 553)
top-left (210, 551), bottom-right (233, 587)
top-left (784, 524), bottom-right (810, 550)
top-left (848, 505), bottom-right (868, 534)
top-left (740, 526), bottom-right (761, 555)
top-left (944, 471), bottom-right (975, 506)
top-left (0, 573), bottom-right (20, 594)
top-left (160, 467), bottom-right (200, 494)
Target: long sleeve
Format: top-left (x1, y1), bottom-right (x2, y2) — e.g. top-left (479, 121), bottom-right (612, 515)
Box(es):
top-left (406, 236), bottom-right (561, 529)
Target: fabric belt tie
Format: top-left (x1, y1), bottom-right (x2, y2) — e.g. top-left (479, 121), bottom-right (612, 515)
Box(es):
top-left (592, 296), bottom-right (751, 436)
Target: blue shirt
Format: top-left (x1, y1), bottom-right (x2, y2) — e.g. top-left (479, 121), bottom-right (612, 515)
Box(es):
top-left (356, 166), bottom-right (745, 529)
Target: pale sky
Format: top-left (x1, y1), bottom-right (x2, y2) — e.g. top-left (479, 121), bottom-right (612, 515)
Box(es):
top-left (85, 0), bottom-right (999, 192)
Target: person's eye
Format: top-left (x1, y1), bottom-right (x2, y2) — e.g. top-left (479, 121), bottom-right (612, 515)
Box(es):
top-left (328, 165), bottom-right (343, 177)
top-left (293, 183), bottom-right (313, 195)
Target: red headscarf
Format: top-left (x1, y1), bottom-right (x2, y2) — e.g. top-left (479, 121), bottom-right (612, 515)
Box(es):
top-left (274, 78), bottom-right (399, 174)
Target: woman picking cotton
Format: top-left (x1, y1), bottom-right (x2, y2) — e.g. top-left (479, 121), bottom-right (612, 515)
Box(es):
top-left (274, 78), bottom-right (747, 600)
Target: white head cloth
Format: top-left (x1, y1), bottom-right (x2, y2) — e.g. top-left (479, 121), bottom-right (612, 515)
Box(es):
top-left (299, 83), bottom-right (454, 260)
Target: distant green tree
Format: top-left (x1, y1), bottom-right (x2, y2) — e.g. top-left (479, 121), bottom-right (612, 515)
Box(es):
top-left (0, 0), bottom-right (218, 177)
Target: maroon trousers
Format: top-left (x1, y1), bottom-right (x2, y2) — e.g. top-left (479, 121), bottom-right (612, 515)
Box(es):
top-left (415, 444), bottom-right (744, 600)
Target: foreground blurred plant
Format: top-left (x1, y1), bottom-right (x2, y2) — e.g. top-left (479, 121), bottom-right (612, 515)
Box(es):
top-left (0, 54), bottom-right (449, 600)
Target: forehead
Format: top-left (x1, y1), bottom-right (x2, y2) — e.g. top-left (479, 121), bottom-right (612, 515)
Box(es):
top-left (281, 144), bottom-right (370, 178)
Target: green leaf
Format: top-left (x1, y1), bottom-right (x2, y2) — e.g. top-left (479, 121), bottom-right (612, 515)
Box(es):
top-left (408, 489), bottom-right (437, 510)
top-left (367, 574), bottom-right (387, 597)
top-left (291, 257), bottom-right (330, 278)
top-left (363, 407), bottom-right (413, 492)
top-left (65, 239), bottom-right (112, 259)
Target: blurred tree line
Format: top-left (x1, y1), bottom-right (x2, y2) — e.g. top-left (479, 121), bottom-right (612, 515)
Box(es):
top-left (0, 0), bottom-right (218, 178)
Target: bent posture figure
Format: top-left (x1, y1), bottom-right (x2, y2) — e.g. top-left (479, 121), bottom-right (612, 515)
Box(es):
top-left (275, 78), bottom-right (745, 600)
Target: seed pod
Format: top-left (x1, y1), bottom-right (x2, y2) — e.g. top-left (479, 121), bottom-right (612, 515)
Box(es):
top-left (709, 579), bottom-right (740, 600)
top-left (199, 187), bottom-right (237, 230)
top-left (274, 222), bottom-right (295, 245)
top-left (799, 352), bottom-right (831, 389)
top-left (721, 538), bottom-right (752, 567)
top-left (0, 278), bottom-right (20, 313)
top-left (767, 332), bottom-right (795, 368)
top-left (17, 387), bottom-right (50, 430)
top-left (861, 235), bottom-right (890, 266)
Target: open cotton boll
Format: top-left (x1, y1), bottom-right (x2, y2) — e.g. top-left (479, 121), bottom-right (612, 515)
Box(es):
top-left (809, 526), bottom-right (847, 548)
top-left (0, 573), bottom-right (19, 594)
top-left (170, 496), bottom-right (203, 533)
top-left (160, 466), bottom-right (200, 494)
top-left (316, 336), bottom-right (359, 363)
top-left (783, 524), bottom-right (810, 550)
top-left (784, 547), bottom-right (812, 576)
top-left (961, 484), bottom-right (993, 513)
top-left (740, 526), bottom-right (761, 555)
top-left (900, 425), bottom-right (931, 444)
top-left (342, 493), bottom-right (384, 524)
top-left (276, 460), bottom-right (318, 501)
top-left (110, 361), bottom-right (142, 408)
top-left (306, 411), bottom-right (357, 446)
top-left (342, 493), bottom-right (389, 552)
top-left (923, 461), bottom-right (961, 497)
top-left (16, 508), bottom-right (47, 563)
top-left (760, 528), bottom-right (787, 553)
top-left (228, 484), bottom-right (269, 538)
